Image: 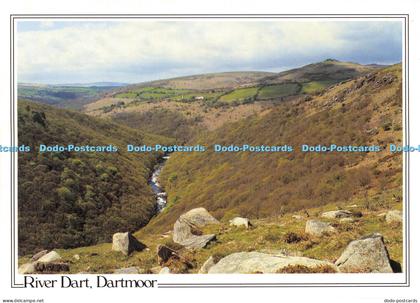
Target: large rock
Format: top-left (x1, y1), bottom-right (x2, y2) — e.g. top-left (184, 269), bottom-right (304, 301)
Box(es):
top-left (208, 252), bottom-right (337, 274)
top-left (229, 217), bottom-right (252, 229)
top-left (335, 233), bottom-right (393, 273)
top-left (112, 232), bottom-right (147, 256)
top-left (173, 220), bottom-right (195, 243)
top-left (173, 208), bottom-right (219, 249)
top-left (385, 210), bottom-right (403, 224)
top-left (198, 256), bottom-right (216, 273)
top-left (178, 207), bottom-right (219, 228)
top-left (18, 263), bottom-right (36, 274)
top-left (38, 251), bottom-right (61, 263)
top-left (31, 250), bottom-right (49, 262)
top-left (321, 210), bottom-right (353, 219)
top-left (305, 220), bottom-right (336, 236)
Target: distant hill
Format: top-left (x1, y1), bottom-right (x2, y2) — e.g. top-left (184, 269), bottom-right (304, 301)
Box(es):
top-left (18, 100), bottom-right (174, 255)
top-left (119, 71), bottom-right (275, 91)
top-left (259, 59), bottom-right (382, 85)
top-left (85, 60), bottom-right (385, 141)
top-left (18, 85), bottom-right (118, 110)
top-left (58, 82), bottom-right (130, 87)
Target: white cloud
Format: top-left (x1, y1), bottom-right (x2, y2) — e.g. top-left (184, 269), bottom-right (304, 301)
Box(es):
top-left (17, 20), bottom-right (402, 83)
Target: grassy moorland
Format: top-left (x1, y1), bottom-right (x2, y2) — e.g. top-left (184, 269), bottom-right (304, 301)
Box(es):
top-left (18, 192), bottom-right (402, 274)
top-left (146, 64), bottom-right (403, 234)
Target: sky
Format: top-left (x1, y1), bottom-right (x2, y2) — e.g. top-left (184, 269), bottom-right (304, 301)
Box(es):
top-left (17, 20), bottom-right (403, 84)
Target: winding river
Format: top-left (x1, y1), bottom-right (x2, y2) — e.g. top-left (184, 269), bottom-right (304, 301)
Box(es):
top-left (149, 155), bottom-right (170, 212)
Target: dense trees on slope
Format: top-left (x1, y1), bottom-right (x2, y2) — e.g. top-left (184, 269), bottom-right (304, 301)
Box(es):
top-left (18, 100), bottom-right (173, 255)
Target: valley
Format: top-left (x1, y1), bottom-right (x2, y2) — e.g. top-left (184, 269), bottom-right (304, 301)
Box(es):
top-left (17, 59), bottom-right (404, 274)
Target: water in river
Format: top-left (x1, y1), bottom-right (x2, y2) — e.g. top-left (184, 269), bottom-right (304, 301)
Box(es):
top-left (149, 155), bottom-right (170, 212)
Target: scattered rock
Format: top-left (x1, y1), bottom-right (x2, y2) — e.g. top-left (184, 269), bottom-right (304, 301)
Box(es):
top-left (35, 262), bottom-right (70, 273)
top-left (159, 267), bottom-right (171, 274)
top-left (18, 263), bottom-right (36, 274)
top-left (73, 254), bottom-right (80, 261)
top-left (198, 256), bottom-right (216, 274)
top-left (112, 232), bottom-right (147, 256)
top-left (292, 215), bottom-right (303, 220)
top-left (335, 233), bottom-right (393, 273)
top-left (208, 252), bottom-right (338, 274)
top-left (173, 208), bottom-right (219, 249)
top-left (385, 210), bottom-right (403, 224)
top-left (229, 217), bottom-right (252, 229)
top-left (305, 220), bottom-right (336, 237)
top-left (321, 210), bottom-right (353, 219)
top-left (114, 267), bottom-right (139, 274)
top-left (38, 251), bottom-right (61, 263)
top-left (31, 250), bottom-right (49, 262)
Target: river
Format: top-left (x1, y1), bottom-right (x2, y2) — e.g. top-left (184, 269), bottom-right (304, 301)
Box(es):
top-left (149, 155), bottom-right (170, 212)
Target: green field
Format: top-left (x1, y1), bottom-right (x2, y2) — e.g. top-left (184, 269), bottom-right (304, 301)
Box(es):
top-left (219, 87), bottom-right (259, 102)
top-left (257, 83), bottom-right (301, 100)
top-left (301, 80), bottom-right (337, 94)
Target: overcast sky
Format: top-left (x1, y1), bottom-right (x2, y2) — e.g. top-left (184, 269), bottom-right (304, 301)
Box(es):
top-left (17, 20), bottom-right (403, 84)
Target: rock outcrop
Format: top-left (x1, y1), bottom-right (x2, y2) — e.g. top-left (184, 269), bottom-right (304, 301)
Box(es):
top-left (178, 207), bottom-right (220, 227)
top-left (305, 220), bottom-right (336, 236)
top-left (19, 251), bottom-right (69, 274)
top-left (112, 232), bottom-right (147, 256)
top-left (208, 252), bottom-right (337, 273)
top-left (173, 208), bottom-right (219, 249)
top-left (229, 217), bottom-right (252, 229)
top-left (335, 233), bottom-right (393, 273)
top-left (385, 210), bottom-right (403, 224)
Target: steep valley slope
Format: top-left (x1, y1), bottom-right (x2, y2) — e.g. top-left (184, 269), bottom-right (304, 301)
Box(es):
top-left (143, 64), bottom-right (403, 234)
top-left (18, 100), bottom-right (174, 255)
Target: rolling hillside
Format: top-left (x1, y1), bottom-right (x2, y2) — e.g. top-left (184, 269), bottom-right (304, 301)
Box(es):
top-left (17, 63), bottom-right (403, 274)
top-left (85, 60), bottom-right (383, 141)
top-left (115, 71), bottom-right (275, 91)
top-left (18, 100), bottom-right (174, 255)
top-left (18, 84), bottom-right (118, 110)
